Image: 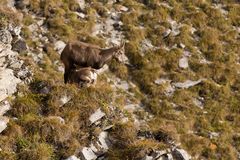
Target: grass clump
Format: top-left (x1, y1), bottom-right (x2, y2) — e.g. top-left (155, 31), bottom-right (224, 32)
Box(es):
top-left (17, 142), bottom-right (54, 160)
top-left (0, 6), bottom-right (22, 28)
top-left (109, 59), bottom-right (128, 79)
top-left (10, 94), bottom-right (41, 118)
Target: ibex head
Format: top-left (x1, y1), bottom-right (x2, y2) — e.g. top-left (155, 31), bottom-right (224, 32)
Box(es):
top-left (113, 40), bottom-right (129, 65)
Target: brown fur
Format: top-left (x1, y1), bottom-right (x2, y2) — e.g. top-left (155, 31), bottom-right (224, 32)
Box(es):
top-left (61, 41), bottom-right (125, 83)
top-left (68, 67), bottom-right (97, 87)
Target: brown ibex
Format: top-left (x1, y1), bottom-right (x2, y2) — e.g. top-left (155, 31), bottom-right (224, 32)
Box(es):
top-left (60, 41), bottom-right (127, 83)
top-left (68, 67), bottom-right (97, 87)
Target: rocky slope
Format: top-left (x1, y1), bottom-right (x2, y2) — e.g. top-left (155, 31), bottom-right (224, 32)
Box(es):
top-left (0, 0), bottom-right (240, 160)
top-left (0, 25), bottom-right (31, 133)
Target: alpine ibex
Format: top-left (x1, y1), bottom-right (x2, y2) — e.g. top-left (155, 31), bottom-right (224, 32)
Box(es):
top-left (68, 67), bottom-right (97, 87)
top-left (60, 41), bottom-right (127, 83)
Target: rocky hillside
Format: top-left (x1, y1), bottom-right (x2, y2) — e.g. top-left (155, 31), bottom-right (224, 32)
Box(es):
top-left (0, 0), bottom-right (240, 160)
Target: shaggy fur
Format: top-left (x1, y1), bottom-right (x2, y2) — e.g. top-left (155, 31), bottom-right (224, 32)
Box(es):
top-left (61, 41), bottom-right (125, 83)
top-left (68, 67), bottom-right (97, 87)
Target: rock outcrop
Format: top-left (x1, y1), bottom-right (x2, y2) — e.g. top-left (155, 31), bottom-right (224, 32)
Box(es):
top-left (0, 27), bottom-right (32, 133)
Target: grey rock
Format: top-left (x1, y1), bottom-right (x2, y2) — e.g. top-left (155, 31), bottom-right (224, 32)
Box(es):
top-left (119, 5), bottom-right (129, 12)
top-left (0, 117), bottom-right (9, 133)
top-left (172, 148), bottom-right (191, 160)
top-left (6, 0), bottom-right (15, 8)
top-left (154, 79), bottom-right (175, 96)
top-left (12, 38), bottom-right (28, 53)
top-left (60, 95), bottom-right (71, 107)
top-left (114, 79), bottom-right (129, 90)
top-left (0, 30), bottom-right (12, 44)
top-left (154, 78), bottom-right (171, 85)
top-left (0, 101), bottom-right (10, 116)
top-left (113, 21), bottom-right (123, 31)
top-left (74, 12), bottom-right (86, 18)
top-left (166, 154), bottom-right (174, 160)
top-left (0, 57), bottom-right (5, 68)
top-left (34, 81), bottom-right (51, 94)
top-left (140, 39), bottom-right (159, 56)
top-left (37, 19), bottom-right (45, 26)
top-left (98, 131), bottom-right (109, 150)
top-left (32, 53), bottom-right (41, 63)
top-left (173, 79), bottom-right (203, 89)
top-left (39, 86), bottom-right (51, 94)
top-left (0, 68), bottom-right (21, 102)
top-left (40, 36), bottom-right (48, 43)
top-left (189, 26), bottom-right (197, 34)
top-left (0, 43), bottom-right (8, 52)
top-left (9, 59), bottom-right (24, 69)
top-left (17, 68), bottom-right (32, 82)
top-left (89, 108), bottom-right (106, 124)
top-left (193, 97), bottom-right (204, 109)
top-left (103, 125), bottom-right (114, 131)
top-left (143, 156), bottom-right (153, 160)
top-left (8, 25), bottom-right (22, 37)
top-left (90, 143), bottom-right (98, 153)
top-left (153, 150), bottom-right (168, 158)
top-left (54, 40), bottom-right (66, 54)
top-left (111, 12), bottom-right (120, 21)
top-left (209, 132), bottom-right (220, 139)
top-left (1, 49), bottom-right (19, 68)
top-left (81, 147), bottom-right (97, 160)
top-left (171, 29), bottom-right (180, 36)
top-left (167, 19), bottom-right (181, 36)
top-left (179, 57), bottom-right (188, 69)
top-left (65, 155), bottom-right (80, 160)
top-left (28, 24), bottom-right (39, 33)
top-left (183, 50), bottom-right (191, 57)
top-left (163, 29), bottom-right (171, 38)
top-left (179, 43), bottom-right (185, 49)
top-left (158, 154), bottom-right (173, 160)
top-left (38, 53), bottom-right (43, 59)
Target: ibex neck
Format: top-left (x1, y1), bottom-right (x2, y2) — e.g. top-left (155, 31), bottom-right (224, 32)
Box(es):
top-left (100, 46), bottom-right (119, 62)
